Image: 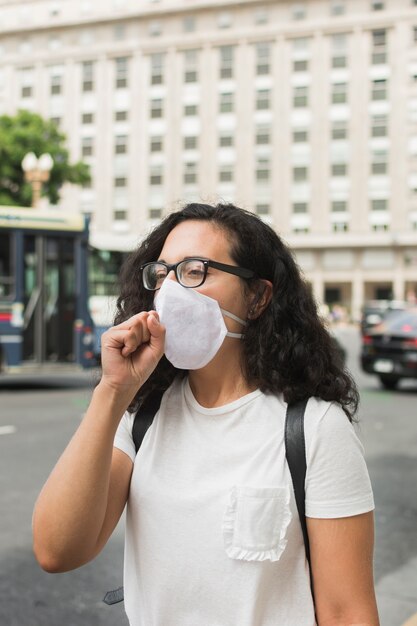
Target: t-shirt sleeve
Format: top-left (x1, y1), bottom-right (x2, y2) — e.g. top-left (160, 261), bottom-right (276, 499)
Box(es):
top-left (304, 399), bottom-right (375, 519)
top-left (114, 411), bottom-right (136, 462)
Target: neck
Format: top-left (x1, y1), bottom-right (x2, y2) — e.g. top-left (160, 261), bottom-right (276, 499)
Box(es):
top-left (187, 343), bottom-right (256, 408)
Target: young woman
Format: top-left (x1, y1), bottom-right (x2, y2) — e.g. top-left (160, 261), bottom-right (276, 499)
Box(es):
top-left (33, 203), bottom-right (379, 626)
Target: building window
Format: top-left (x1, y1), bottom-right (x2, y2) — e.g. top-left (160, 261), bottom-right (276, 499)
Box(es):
top-left (219, 46), bottom-right (234, 79)
top-left (256, 42), bottom-right (271, 75)
top-left (331, 163), bottom-right (348, 177)
top-left (184, 136), bottom-right (198, 150)
top-left (50, 116), bottom-right (61, 127)
top-left (184, 103), bottom-right (198, 116)
top-left (293, 202), bottom-right (308, 213)
top-left (219, 164), bottom-right (234, 183)
top-left (371, 79), bottom-right (388, 101)
top-left (413, 26), bottom-right (417, 43)
top-left (184, 162), bottom-right (197, 185)
top-left (256, 124), bottom-right (270, 145)
top-left (292, 3), bottom-right (306, 20)
top-left (183, 16), bottom-right (196, 33)
top-left (371, 30), bottom-right (387, 65)
top-left (115, 57), bottom-right (129, 89)
top-left (256, 157), bottom-right (270, 182)
top-left (219, 132), bottom-right (234, 147)
top-left (372, 223), bottom-right (389, 231)
top-left (114, 177), bottom-right (127, 188)
top-left (331, 33), bottom-right (348, 68)
top-left (149, 208), bottom-right (163, 220)
top-left (330, 0), bottom-right (345, 15)
top-left (115, 110), bottom-right (128, 121)
top-left (184, 49), bottom-right (198, 83)
top-left (115, 135), bottom-right (128, 154)
top-left (220, 92), bottom-right (234, 113)
top-left (256, 203), bottom-right (270, 215)
top-left (332, 222), bottom-right (349, 232)
top-left (150, 53), bottom-right (164, 85)
top-left (331, 82), bottom-right (348, 104)
top-left (371, 198), bottom-right (388, 211)
top-left (293, 86), bottom-right (308, 108)
top-left (293, 128), bottom-right (309, 143)
top-left (217, 12), bottom-right (232, 29)
top-left (371, 149), bottom-right (388, 175)
top-left (114, 210), bottom-right (127, 221)
top-left (81, 137), bottom-right (94, 157)
top-left (371, 0), bottom-right (384, 10)
top-left (149, 165), bottom-right (163, 185)
top-left (331, 120), bottom-right (348, 140)
top-left (150, 98), bottom-right (163, 118)
top-left (81, 112), bottom-right (94, 124)
top-left (82, 61), bottom-right (94, 92)
top-left (293, 166), bottom-right (308, 181)
top-left (20, 67), bottom-right (34, 98)
top-left (256, 89), bottom-right (271, 110)
top-left (50, 73), bottom-right (62, 95)
top-left (371, 114), bottom-right (388, 137)
top-left (331, 200), bottom-right (347, 212)
top-left (293, 226), bottom-right (310, 233)
top-left (149, 20), bottom-right (162, 37)
top-left (293, 59), bottom-right (309, 72)
top-left (150, 136), bottom-right (163, 152)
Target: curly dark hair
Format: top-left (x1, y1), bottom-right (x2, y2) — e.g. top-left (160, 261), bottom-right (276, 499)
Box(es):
top-left (115, 202), bottom-right (359, 421)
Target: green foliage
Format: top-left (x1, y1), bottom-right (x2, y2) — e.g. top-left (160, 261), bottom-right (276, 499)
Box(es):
top-left (0, 109), bottom-right (90, 207)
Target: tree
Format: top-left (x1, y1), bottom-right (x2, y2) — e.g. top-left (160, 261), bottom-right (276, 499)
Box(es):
top-left (0, 109), bottom-right (90, 207)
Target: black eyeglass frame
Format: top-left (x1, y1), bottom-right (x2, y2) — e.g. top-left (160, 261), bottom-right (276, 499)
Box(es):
top-left (140, 258), bottom-right (256, 290)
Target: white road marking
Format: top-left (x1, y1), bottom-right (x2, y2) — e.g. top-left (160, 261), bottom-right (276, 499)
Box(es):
top-left (0, 425), bottom-right (17, 436)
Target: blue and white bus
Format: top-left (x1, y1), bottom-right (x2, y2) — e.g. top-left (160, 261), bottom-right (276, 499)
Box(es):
top-left (0, 205), bottom-right (96, 373)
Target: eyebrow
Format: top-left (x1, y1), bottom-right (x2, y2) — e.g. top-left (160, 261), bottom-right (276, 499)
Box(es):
top-left (156, 256), bottom-right (209, 264)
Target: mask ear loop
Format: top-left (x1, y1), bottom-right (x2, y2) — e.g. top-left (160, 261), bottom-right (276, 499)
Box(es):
top-left (220, 309), bottom-right (247, 339)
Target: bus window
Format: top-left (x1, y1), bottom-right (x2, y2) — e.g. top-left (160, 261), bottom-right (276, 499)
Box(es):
top-left (0, 233), bottom-right (14, 298)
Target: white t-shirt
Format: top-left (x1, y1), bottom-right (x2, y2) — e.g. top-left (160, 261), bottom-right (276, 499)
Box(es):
top-left (114, 377), bottom-right (374, 626)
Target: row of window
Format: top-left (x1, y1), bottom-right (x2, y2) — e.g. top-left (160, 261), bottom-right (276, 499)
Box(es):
top-left (107, 161), bottom-right (390, 186)
top-left (79, 116), bottom-right (390, 157)
top-left (142, 81), bottom-right (388, 119)
top-left (15, 27), bottom-right (394, 99)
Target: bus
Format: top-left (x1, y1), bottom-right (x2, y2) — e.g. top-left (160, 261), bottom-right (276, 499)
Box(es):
top-left (88, 247), bottom-right (130, 356)
top-left (0, 205), bottom-right (96, 373)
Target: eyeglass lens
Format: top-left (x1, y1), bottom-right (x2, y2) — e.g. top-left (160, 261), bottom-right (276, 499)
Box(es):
top-left (143, 259), bottom-right (207, 290)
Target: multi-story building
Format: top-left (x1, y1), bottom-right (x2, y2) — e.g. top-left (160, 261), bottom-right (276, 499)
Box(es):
top-left (1, 0), bottom-right (417, 319)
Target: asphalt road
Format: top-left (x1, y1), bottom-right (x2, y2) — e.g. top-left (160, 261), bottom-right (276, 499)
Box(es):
top-left (0, 326), bottom-right (416, 626)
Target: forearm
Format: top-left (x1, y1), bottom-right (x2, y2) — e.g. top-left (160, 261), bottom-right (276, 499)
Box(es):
top-left (32, 381), bottom-right (136, 572)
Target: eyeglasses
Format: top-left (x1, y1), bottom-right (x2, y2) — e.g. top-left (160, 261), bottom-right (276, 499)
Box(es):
top-left (140, 258), bottom-right (255, 290)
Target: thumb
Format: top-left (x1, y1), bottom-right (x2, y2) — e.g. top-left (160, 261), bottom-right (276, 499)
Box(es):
top-left (147, 311), bottom-right (166, 352)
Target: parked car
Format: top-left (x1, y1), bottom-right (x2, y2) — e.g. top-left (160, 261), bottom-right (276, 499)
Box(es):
top-left (360, 308), bottom-right (417, 389)
top-left (360, 300), bottom-right (408, 335)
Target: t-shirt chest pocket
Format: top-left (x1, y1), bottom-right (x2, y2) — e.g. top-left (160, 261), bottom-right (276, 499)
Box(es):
top-left (222, 485), bottom-right (292, 562)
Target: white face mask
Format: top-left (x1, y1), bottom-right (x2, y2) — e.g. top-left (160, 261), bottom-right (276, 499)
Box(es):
top-left (154, 278), bottom-right (247, 370)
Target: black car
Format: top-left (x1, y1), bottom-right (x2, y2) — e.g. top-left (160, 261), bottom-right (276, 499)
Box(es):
top-left (360, 300), bottom-right (407, 335)
top-left (360, 308), bottom-right (417, 389)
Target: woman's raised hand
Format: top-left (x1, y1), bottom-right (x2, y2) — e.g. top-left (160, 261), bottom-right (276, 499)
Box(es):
top-left (100, 311), bottom-right (165, 394)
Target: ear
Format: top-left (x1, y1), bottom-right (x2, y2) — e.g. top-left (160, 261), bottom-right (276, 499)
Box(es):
top-left (248, 280), bottom-right (273, 320)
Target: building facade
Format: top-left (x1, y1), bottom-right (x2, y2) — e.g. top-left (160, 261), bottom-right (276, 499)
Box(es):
top-left (1, 0), bottom-right (417, 319)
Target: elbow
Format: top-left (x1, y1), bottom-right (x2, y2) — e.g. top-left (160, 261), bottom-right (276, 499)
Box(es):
top-left (33, 538), bottom-right (72, 573)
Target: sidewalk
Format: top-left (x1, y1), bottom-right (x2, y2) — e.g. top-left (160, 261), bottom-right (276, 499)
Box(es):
top-left (377, 555), bottom-right (417, 626)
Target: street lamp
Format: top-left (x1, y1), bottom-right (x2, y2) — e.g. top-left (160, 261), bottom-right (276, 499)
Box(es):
top-left (21, 152), bottom-right (54, 208)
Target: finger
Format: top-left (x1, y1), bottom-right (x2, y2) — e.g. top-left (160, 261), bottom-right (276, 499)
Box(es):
top-left (147, 311), bottom-right (166, 351)
top-left (113, 311), bottom-right (149, 331)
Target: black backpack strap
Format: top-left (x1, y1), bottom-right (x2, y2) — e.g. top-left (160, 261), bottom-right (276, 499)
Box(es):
top-left (285, 398), bottom-right (314, 599)
top-left (103, 390), bottom-right (164, 605)
top-left (132, 390), bottom-right (164, 454)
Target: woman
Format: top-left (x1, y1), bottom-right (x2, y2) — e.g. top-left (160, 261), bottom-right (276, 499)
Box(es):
top-left (33, 203), bottom-right (379, 625)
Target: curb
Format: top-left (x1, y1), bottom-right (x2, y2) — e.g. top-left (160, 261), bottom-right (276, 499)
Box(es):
top-left (402, 614), bottom-right (417, 626)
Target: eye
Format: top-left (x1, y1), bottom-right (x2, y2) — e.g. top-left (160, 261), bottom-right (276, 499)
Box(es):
top-left (183, 262), bottom-right (204, 277)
